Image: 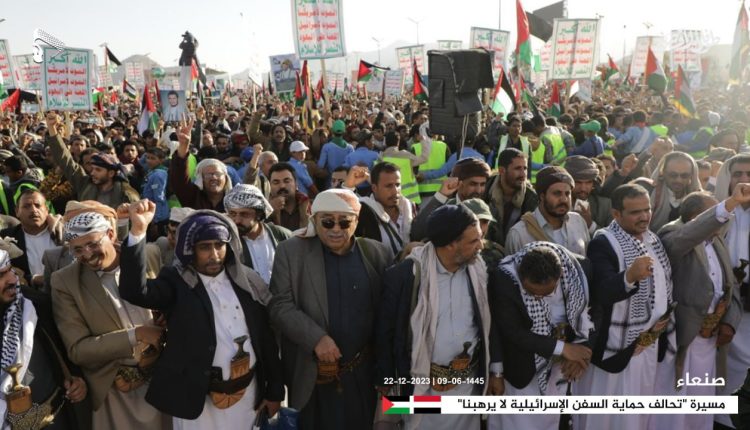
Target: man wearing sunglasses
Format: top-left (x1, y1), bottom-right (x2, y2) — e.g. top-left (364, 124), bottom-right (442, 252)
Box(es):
top-left (269, 189), bottom-right (391, 430)
top-left (649, 151), bottom-right (701, 232)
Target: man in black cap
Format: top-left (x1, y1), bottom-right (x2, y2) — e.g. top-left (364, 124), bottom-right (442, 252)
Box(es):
top-left (565, 155), bottom-right (612, 231)
top-left (377, 204), bottom-right (490, 430)
top-left (506, 166), bottom-right (590, 255)
top-left (411, 157), bottom-right (491, 241)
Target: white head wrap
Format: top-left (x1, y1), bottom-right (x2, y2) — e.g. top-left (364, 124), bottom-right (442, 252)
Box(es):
top-left (193, 159), bottom-right (232, 194)
top-left (169, 207), bottom-right (195, 224)
top-left (223, 184), bottom-right (273, 218)
top-left (295, 189), bottom-right (361, 237)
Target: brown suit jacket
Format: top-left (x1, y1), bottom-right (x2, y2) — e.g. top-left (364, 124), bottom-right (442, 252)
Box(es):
top-left (50, 260), bottom-right (154, 410)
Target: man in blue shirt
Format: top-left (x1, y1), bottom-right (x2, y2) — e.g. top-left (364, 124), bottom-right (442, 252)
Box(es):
top-left (569, 120), bottom-right (605, 157)
top-left (318, 119), bottom-right (354, 177)
top-left (289, 140), bottom-right (318, 198)
top-left (613, 110), bottom-right (657, 160)
top-left (344, 130), bottom-right (379, 170)
top-left (419, 136), bottom-right (485, 182)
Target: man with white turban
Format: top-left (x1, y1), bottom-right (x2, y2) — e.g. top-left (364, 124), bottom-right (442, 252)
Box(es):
top-left (224, 184), bottom-right (292, 284)
top-left (170, 117), bottom-right (232, 210)
top-left (51, 200), bottom-right (167, 430)
top-left (268, 189), bottom-right (392, 429)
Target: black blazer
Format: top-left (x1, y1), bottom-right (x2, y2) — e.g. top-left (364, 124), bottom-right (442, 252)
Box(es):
top-left (1, 224), bottom-right (30, 285)
top-left (586, 235), bottom-right (668, 373)
top-left (488, 256), bottom-right (594, 390)
top-left (375, 259), bottom-right (487, 395)
top-left (119, 239), bottom-right (284, 420)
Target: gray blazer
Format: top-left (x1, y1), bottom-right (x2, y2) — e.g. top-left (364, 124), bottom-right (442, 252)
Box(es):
top-left (268, 235), bottom-right (391, 410)
top-left (658, 205), bottom-right (742, 378)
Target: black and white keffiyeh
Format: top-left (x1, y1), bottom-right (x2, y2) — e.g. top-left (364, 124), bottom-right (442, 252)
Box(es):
top-left (498, 241), bottom-right (593, 394)
top-left (601, 220), bottom-right (674, 354)
top-left (223, 184), bottom-right (273, 218)
top-left (63, 212), bottom-right (111, 242)
top-left (0, 249), bottom-right (22, 371)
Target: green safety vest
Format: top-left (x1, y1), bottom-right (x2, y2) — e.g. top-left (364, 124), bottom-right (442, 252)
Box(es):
top-left (188, 154), bottom-right (198, 180)
top-left (413, 140), bottom-right (448, 195)
top-left (650, 124), bottom-right (669, 137)
top-left (530, 143), bottom-right (546, 184)
top-left (0, 182), bottom-right (8, 215)
top-left (689, 126), bottom-right (715, 160)
top-left (543, 132), bottom-right (566, 164)
top-left (12, 182), bottom-right (55, 215)
top-left (494, 135), bottom-right (530, 169)
top-left (382, 156), bottom-right (421, 205)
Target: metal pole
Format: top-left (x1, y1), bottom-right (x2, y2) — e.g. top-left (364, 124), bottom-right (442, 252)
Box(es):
top-left (498, 0), bottom-right (502, 30)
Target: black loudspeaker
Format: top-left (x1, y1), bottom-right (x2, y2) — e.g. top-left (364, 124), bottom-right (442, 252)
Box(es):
top-left (427, 49), bottom-right (494, 139)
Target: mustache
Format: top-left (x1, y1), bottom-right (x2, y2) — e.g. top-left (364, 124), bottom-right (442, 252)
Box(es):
top-left (276, 188), bottom-right (290, 195)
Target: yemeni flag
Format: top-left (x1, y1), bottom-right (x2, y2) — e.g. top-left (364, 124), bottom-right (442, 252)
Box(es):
top-left (515, 0), bottom-right (532, 69)
top-left (137, 86), bottom-right (158, 136)
top-left (383, 396), bottom-right (442, 415)
top-left (730, 1), bottom-right (750, 84)
top-left (491, 68), bottom-right (516, 117)
top-left (0, 89), bottom-right (20, 112)
top-left (547, 81), bottom-right (561, 117)
top-left (413, 60), bottom-right (428, 102)
top-left (357, 60), bottom-right (389, 82)
top-left (105, 47), bottom-right (121, 73)
top-left (603, 55), bottom-right (619, 87)
top-left (645, 46), bottom-right (667, 94)
top-left (294, 71), bottom-right (305, 107)
top-left (673, 65), bottom-right (697, 117)
top-left (122, 78), bottom-right (137, 100)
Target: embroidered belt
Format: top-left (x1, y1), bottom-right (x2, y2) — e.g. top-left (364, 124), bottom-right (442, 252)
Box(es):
top-left (209, 336), bottom-right (252, 409)
top-left (700, 296), bottom-right (729, 338)
top-left (316, 346), bottom-right (371, 390)
top-left (429, 341), bottom-right (479, 392)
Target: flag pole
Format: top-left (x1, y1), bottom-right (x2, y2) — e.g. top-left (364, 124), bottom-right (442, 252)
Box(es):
top-left (320, 58), bottom-right (330, 112)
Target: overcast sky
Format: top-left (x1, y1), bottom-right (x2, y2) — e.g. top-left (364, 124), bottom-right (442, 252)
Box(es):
top-left (1, 0), bottom-right (742, 75)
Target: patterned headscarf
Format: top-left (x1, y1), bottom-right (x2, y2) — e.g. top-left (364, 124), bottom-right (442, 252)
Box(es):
top-left (63, 212), bottom-right (112, 242)
top-left (296, 189), bottom-right (361, 237)
top-left (62, 200), bottom-right (118, 238)
top-left (174, 213), bottom-right (231, 266)
top-left (223, 184), bottom-right (273, 218)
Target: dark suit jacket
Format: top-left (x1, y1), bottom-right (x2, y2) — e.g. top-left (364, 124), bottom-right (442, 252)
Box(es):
top-left (1, 223), bottom-right (63, 285)
top-left (487, 257), bottom-right (593, 389)
top-left (586, 235), bottom-right (668, 373)
top-left (375, 259), bottom-right (489, 396)
top-left (118, 239), bottom-right (284, 420)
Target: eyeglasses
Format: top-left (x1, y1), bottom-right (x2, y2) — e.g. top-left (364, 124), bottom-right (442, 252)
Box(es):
top-left (320, 218), bottom-right (354, 230)
top-left (666, 172), bottom-right (691, 180)
top-left (202, 172), bottom-right (225, 180)
top-left (70, 235), bottom-right (106, 257)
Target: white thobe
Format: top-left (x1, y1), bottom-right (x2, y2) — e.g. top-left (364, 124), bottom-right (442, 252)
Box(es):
top-left (244, 228), bottom-right (275, 285)
top-left (174, 270), bottom-right (258, 430)
top-left (409, 261), bottom-right (481, 430)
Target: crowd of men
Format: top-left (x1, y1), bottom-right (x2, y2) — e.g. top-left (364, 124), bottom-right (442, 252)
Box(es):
top-left (0, 77), bottom-right (747, 430)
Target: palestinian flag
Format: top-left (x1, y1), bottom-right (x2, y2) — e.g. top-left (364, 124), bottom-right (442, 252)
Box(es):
top-left (547, 81), bottom-right (561, 117)
top-left (294, 71), bottom-right (305, 107)
top-left (0, 89), bottom-right (19, 112)
top-left (673, 65), bottom-right (696, 117)
top-left (153, 80), bottom-right (162, 108)
top-left (315, 76), bottom-right (324, 102)
top-left (413, 60), bottom-right (428, 102)
top-left (190, 59), bottom-right (200, 93)
top-left (105, 47), bottom-right (121, 73)
top-left (137, 86), bottom-right (158, 136)
top-left (491, 68), bottom-right (516, 117)
top-left (645, 46), bottom-right (667, 94)
top-left (515, 0), bottom-right (532, 68)
top-left (383, 396), bottom-right (442, 415)
top-left (730, 1), bottom-right (750, 84)
top-left (92, 87), bottom-right (105, 111)
top-left (603, 55), bottom-right (619, 87)
top-left (122, 78), bottom-right (137, 100)
top-left (357, 60), bottom-right (389, 82)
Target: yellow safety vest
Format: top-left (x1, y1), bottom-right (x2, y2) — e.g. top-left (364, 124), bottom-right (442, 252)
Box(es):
top-left (543, 132), bottom-right (566, 164)
top-left (0, 182), bottom-right (8, 215)
top-left (495, 135), bottom-right (530, 169)
top-left (414, 140), bottom-right (448, 195)
top-left (531, 143), bottom-right (546, 184)
top-left (382, 156), bottom-right (421, 205)
top-left (650, 124), bottom-right (669, 137)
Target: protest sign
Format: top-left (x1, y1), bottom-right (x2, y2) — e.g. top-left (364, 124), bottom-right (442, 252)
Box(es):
top-left (292, 0), bottom-right (346, 59)
top-left (365, 67), bottom-right (386, 93)
top-left (550, 19), bottom-right (599, 80)
top-left (327, 72), bottom-right (344, 92)
top-left (125, 62), bottom-right (145, 87)
top-left (670, 30), bottom-right (702, 72)
top-left (470, 27), bottom-right (510, 79)
top-left (438, 40), bottom-right (463, 50)
top-left (270, 53), bottom-right (301, 94)
top-left (42, 47), bottom-right (93, 111)
top-left (160, 89), bottom-right (187, 122)
top-left (13, 54), bottom-right (41, 91)
top-left (0, 40), bottom-right (18, 89)
top-left (632, 36), bottom-right (666, 76)
top-left (247, 33), bottom-right (263, 85)
top-left (540, 41), bottom-right (552, 71)
top-left (396, 45), bottom-right (425, 86)
top-left (383, 70), bottom-right (404, 97)
top-left (97, 65), bottom-right (114, 87)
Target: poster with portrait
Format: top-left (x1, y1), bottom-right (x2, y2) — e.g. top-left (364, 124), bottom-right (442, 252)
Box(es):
top-left (269, 53), bottom-right (301, 94)
top-left (160, 89), bottom-right (187, 122)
